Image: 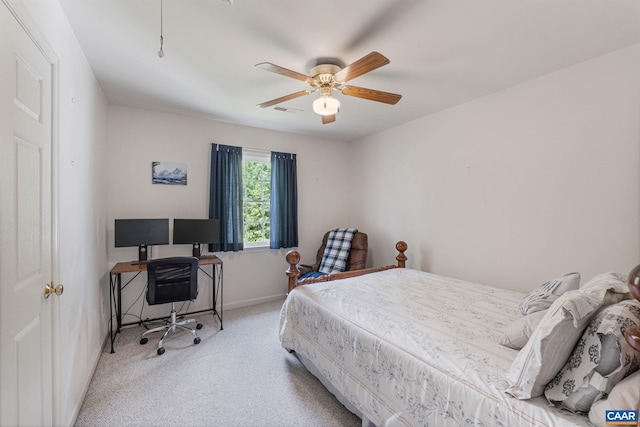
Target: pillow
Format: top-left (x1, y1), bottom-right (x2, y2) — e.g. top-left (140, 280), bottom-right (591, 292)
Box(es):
top-left (588, 370), bottom-right (640, 427)
top-left (518, 272), bottom-right (581, 318)
top-left (498, 310), bottom-right (547, 350)
top-left (580, 272), bottom-right (629, 301)
top-left (544, 300), bottom-right (640, 412)
top-left (504, 272), bottom-right (630, 399)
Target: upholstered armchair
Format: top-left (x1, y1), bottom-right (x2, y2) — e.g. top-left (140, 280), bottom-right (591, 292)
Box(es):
top-left (298, 231), bottom-right (368, 277)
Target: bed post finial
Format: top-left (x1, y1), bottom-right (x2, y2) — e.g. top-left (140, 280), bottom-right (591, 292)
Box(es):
top-left (286, 250), bottom-right (301, 293)
top-left (626, 264), bottom-right (640, 352)
top-left (396, 241), bottom-right (407, 268)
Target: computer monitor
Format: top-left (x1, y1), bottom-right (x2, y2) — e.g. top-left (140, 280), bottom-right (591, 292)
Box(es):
top-left (173, 219), bottom-right (220, 257)
top-left (114, 218), bottom-right (170, 262)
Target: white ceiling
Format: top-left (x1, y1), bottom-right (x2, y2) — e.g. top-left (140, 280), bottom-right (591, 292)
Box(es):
top-left (58, 0), bottom-right (640, 141)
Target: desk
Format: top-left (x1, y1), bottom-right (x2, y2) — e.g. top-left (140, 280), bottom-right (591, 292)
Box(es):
top-left (108, 255), bottom-right (223, 353)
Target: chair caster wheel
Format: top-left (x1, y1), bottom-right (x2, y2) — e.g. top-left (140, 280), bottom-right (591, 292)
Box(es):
top-left (157, 347), bottom-right (165, 355)
top-left (194, 337), bottom-right (201, 344)
top-left (140, 337), bottom-right (148, 345)
top-left (196, 323), bottom-right (203, 330)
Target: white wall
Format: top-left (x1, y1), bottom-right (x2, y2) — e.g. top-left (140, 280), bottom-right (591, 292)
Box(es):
top-left (107, 106), bottom-right (352, 318)
top-left (350, 44), bottom-right (640, 293)
top-left (19, 0), bottom-right (110, 425)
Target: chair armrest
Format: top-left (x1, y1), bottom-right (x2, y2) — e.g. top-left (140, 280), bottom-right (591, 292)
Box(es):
top-left (299, 264), bottom-right (315, 276)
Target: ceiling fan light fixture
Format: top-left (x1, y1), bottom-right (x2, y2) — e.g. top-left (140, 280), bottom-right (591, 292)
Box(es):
top-left (313, 95), bottom-right (340, 116)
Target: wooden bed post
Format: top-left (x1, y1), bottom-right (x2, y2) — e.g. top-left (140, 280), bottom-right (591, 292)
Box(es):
top-left (396, 241), bottom-right (407, 268)
top-left (626, 264), bottom-right (640, 352)
top-left (286, 250), bottom-right (301, 294)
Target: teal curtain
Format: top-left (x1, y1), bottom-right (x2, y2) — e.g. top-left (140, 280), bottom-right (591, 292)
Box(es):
top-left (270, 151), bottom-right (298, 249)
top-left (209, 144), bottom-right (243, 252)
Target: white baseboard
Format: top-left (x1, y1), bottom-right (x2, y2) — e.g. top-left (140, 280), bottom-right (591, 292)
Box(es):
top-left (223, 293), bottom-right (287, 311)
top-left (67, 335), bottom-right (106, 426)
top-left (112, 293), bottom-right (288, 331)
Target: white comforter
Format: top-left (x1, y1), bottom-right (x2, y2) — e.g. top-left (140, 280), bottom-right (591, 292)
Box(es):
top-left (279, 268), bottom-right (592, 427)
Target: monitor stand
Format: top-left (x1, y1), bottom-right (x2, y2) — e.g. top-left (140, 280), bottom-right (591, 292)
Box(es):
top-left (192, 243), bottom-right (202, 258)
top-left (131, 245), bottom-right (150, 265)
top-left (138, 244), bottom-right (148, 262)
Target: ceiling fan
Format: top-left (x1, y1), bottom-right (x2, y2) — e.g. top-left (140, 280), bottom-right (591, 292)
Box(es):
top-left (255, 52), bottom-right (402, 124)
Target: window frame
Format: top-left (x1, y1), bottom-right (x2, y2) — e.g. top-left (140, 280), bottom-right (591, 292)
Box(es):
top-left (242, 150), bottom-right (271, 248)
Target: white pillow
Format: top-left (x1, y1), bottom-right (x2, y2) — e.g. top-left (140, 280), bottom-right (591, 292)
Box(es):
top-left (580, 272), bottom-right (628, 299)
top-left (498, 310), bottom-right (547, 350)
top-left (518, 272), bottom-right (580, 318)
top-left (544, 300), bottom-right (640, 412)
top-left (588, 370), bottom-right (640, 427)
top-left (504, 272), bottom-right (630, 399)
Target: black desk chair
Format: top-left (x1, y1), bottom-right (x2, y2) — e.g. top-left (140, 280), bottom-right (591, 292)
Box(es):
top-left (140, 257), bottom-right (203, 355)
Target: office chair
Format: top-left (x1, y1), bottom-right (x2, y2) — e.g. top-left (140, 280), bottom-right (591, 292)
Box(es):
top-left (139, 257), bottom-right (203, 355)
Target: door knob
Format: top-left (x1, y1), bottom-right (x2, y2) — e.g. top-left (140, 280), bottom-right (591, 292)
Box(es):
top-left (44, 283), bottom-right (64, 298)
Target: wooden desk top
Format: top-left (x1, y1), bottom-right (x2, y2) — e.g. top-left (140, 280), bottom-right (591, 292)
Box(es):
top-left (110, 255), bottom-right (222, 274)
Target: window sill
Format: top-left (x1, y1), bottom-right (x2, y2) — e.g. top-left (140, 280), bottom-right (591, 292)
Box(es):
top-left (242, 245), bottom-right (272, 253)
top-left (202, 245), bottom-right (296, 256)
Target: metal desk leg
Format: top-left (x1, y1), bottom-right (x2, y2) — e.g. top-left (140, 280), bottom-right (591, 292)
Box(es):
top-left (108, 272), bottom-right (123, 353)
top-left (116, 273), bottom-right (122, 332)
top-left (109, 273), bottom-right (114, 353)
top-left (211, 263), bottom-right (223, 330)
top-left (198, 262), bottom-right (222, 330)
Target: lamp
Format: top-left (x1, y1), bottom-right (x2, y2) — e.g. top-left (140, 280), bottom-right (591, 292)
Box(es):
top-left (313, 95), bottom-right (340, 116)
top-left (625, 264), bottom-right (640, 352)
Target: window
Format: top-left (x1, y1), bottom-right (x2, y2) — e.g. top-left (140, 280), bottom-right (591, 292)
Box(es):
top-left (242, 151), bottom-right (271, 247)
top-left (209, 144), bottom-right (297, 252)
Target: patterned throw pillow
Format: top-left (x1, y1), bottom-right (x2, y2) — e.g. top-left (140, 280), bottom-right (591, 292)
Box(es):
top-left (518, 272), bottom-right (580, 318)
top-left (318, 228), bottom-right (358, 274)
top-left (544, 300), bottom-right (640, 413)
top-left (504, 272), bottom-right (630, 399)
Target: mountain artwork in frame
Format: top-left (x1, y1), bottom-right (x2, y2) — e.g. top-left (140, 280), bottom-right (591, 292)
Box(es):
top-left (152, 161), bottom-right (187, 185)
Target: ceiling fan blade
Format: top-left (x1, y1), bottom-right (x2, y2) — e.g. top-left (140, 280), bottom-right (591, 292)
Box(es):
top-left (341, 86), bottom-right (402, 105)
top-left (322, 114), bottom-right (336, 124)
top-left (255, 62), bottom-right (315, 85)
top-left (256, 90), bottom-right (312, 108)
top-left (333, 52), bottom-right (390, 83)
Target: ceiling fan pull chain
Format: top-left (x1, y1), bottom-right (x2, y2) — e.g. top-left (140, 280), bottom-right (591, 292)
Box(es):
top-left (158, 0), bottom-right (165, 58)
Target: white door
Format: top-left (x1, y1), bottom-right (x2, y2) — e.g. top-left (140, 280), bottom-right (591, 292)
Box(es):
top-left (0, 3), bottom-right (55, 426)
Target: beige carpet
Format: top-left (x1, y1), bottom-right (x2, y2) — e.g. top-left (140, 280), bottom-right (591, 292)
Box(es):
top-left (75, 299), bottom-right (361, 427)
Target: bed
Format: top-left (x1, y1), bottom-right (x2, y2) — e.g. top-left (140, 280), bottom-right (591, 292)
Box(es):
top-left (280, 242), bottom-right (638, 427)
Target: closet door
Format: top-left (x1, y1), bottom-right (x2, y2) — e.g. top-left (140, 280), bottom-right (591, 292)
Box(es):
top-left (0, 3), bottom-right (55, 425)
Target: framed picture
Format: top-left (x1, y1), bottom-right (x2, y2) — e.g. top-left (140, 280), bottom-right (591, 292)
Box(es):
top-left (152, 161), bottom-right (187, 185)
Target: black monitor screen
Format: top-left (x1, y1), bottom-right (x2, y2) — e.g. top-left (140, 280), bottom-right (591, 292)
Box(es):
top-left (173, 219), bottom-right (220, 245)
top-left (114, 218), bottom-right (170, 248)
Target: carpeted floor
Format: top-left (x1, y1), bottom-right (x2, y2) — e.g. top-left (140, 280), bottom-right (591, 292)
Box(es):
top-left (75, 299), bottom-right (361, 427)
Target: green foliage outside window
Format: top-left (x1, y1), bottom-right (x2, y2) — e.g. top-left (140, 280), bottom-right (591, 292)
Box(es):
top-left (243, 160), bottom-right (271, 244)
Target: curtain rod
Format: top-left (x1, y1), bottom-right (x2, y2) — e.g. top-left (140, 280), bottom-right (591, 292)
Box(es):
top-left (210, 143), bottom-right (296, 156)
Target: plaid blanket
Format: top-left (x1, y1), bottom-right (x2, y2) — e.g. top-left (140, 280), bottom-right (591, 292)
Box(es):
top-left (318, 228), bottom-right (358, 274)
